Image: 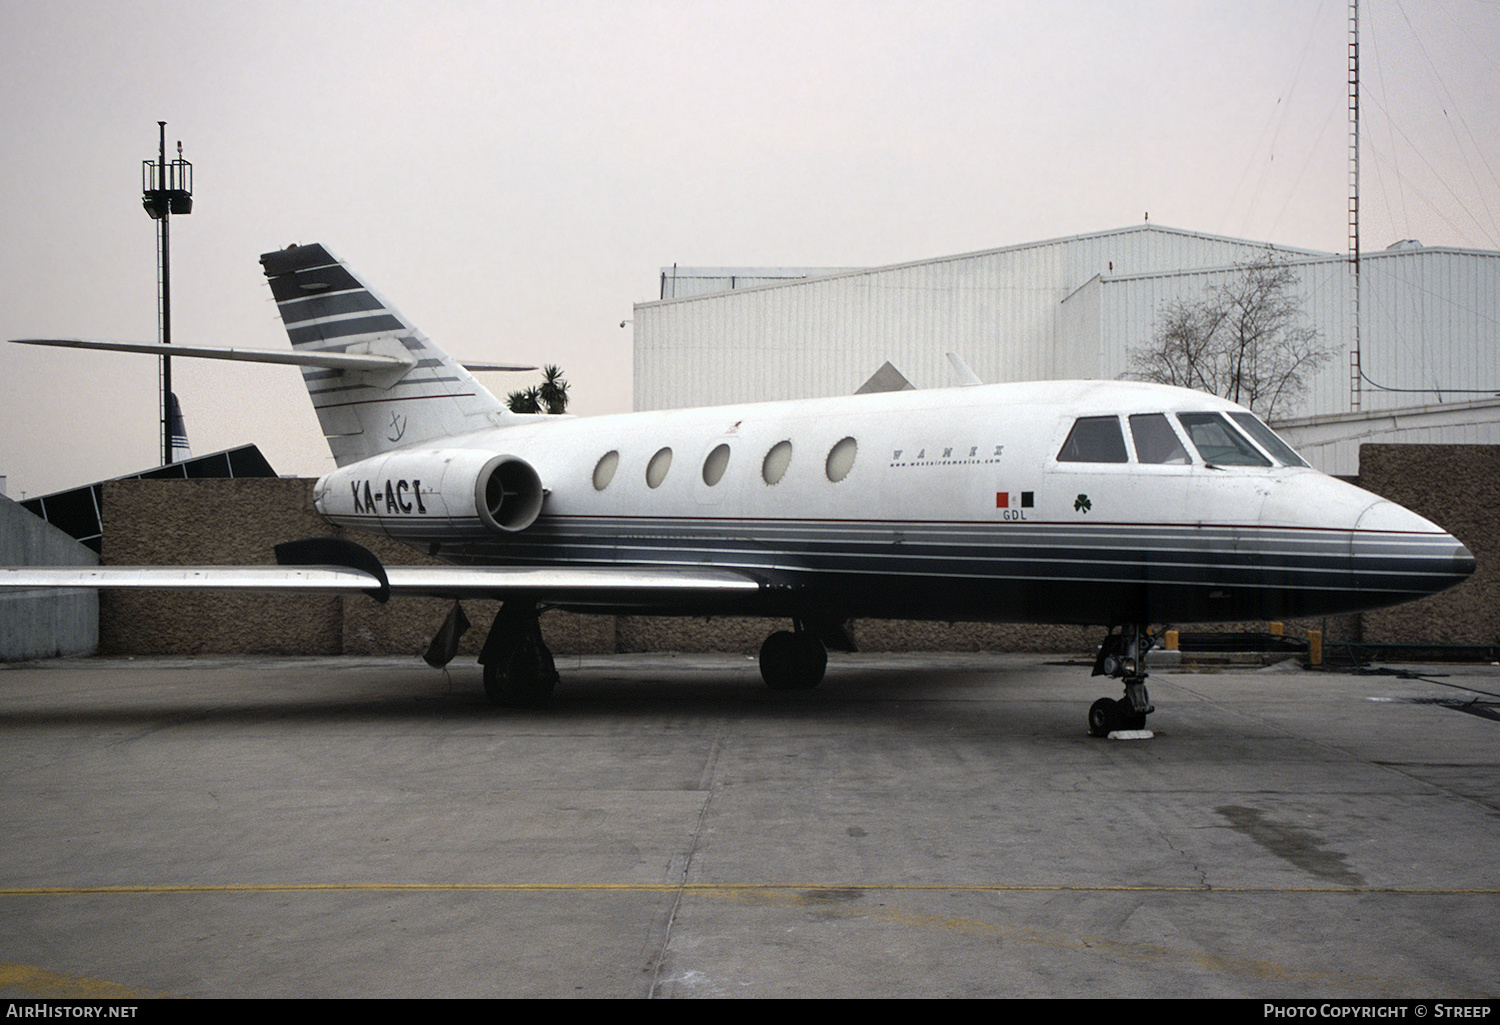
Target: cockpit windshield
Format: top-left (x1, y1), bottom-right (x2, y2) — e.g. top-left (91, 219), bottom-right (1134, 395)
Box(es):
top-left (1227, 412), bottom-right (1310, 467)
top-left (1056, 410), bottom-right (1311, 468)
top-left (1176, 412), bottom-right (1271, 466)
top-left (1128, 413), bottom-right (1191, 464)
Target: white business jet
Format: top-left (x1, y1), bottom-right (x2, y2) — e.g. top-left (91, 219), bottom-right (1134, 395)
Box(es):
top-left (5, 244), bottom-right (1476, 735)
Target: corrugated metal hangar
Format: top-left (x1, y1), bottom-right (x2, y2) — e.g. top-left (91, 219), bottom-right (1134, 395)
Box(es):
top-left (633, 224), bottom-right (1500, 474)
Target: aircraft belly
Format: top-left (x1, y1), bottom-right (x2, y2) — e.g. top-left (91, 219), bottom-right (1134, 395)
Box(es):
top-left (433, 516), bottom-right (1453, 625)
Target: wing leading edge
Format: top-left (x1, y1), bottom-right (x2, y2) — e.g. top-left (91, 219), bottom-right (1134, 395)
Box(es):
top-left (0, 564), bottom-right (763, 609)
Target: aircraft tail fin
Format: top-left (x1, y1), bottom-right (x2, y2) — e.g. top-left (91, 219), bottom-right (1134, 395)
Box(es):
top-left (259, 243), bottom-right (515, 466)
top-left (168, 392), bottom-right (191, 463)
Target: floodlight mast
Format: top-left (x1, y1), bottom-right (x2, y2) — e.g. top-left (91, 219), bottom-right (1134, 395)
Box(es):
top-left (141, 121), bottom-right (193, 466)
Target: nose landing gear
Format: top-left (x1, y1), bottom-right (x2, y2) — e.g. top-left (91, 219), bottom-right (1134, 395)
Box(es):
top-left (1089, 624), bottom-right (1156, 737)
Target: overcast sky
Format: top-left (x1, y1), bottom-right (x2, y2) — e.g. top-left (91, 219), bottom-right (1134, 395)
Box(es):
top-left (2, 0), bottom-right (1497, 497)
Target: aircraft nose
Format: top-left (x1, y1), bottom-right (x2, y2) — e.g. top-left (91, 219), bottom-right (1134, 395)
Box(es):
top-left (1452, 541), bottom-right (1478, 580)
top-left (1353, 498), bottom-right (1475, 600)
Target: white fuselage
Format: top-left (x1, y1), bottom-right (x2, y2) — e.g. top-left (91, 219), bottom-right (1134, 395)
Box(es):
top-left (312, 380), bottom-right (1474, 626)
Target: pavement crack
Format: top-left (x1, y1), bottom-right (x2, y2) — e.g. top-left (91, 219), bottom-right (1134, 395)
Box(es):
top-left (1161, 829), bottom-right (1209, 888)
top-left (646, 732), bottom-right (723, 998)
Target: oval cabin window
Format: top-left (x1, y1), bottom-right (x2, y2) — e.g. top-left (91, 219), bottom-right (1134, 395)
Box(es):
top-left (646, 447), bottom-right (673, 489)
top-left (825, 437), bottom-right (857, 483)
top-left (592, 450), bottom-right (620, 490)
top-left (762, 440), bottom-right (792, 485)
top-left (702, 443), bottom-right (731, 486)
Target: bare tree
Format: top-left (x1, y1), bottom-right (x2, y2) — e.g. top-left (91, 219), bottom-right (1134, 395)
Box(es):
top-left (1125, 256), bottom-right (1335, 421)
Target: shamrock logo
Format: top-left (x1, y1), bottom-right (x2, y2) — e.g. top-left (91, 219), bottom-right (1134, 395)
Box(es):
top-left (1074, 494), bottom-right (1092, 513)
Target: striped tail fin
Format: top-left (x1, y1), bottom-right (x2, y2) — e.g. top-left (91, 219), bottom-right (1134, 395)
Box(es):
top-left (167, 392), bottom-right (191, 463)
top-left (259, 243), bottom-right (511, 467)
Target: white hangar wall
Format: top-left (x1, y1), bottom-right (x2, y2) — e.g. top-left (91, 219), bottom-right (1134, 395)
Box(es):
top-left (633, 225), bottom-right (1500, 475)
top-left (1075, 256), bottom-right (1354, 413)
top-left (1276, 398), bottom-right (1500, 475)
top-left (634, 225), bottom-right (1313, 410)
top-left (1081, 245), bottom-right (1500, 473)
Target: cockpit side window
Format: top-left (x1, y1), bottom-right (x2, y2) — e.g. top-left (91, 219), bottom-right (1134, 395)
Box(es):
top-left (1176, 412), bottom-right (1272, 466)
top-left (1128, 413), bottom-right (1191, 465)
top-left (1057, 416), bottom-right (1128, 463)
top-left (1228, 412), bottom-right (1309, 467)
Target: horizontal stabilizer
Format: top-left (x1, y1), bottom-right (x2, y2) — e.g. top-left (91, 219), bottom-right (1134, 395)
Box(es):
top-left (13, 337), bottom-right (411, 372)
top-left (9, 338), bottom-right (533, 376)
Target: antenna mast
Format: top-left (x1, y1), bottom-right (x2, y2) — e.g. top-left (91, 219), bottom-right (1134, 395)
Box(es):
top-left (1348, 0), bottom-right (1361, 411)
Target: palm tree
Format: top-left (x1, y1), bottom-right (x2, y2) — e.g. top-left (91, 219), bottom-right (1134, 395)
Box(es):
top-left (506, 386), bottom-right (542, 414)
top-left (506, 366), bottom-right (569, 415)
top-left (539, 365), bottom-right (569, 415)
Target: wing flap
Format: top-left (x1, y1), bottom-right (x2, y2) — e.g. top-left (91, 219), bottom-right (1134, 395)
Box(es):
top-left (382, 565), bottom-right (763, 605)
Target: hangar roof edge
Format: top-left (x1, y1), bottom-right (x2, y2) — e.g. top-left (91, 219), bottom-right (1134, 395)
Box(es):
top-left (639, 223), bottom-right (1337, 308)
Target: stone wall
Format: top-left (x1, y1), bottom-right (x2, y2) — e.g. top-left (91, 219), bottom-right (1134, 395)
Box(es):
top-left (100, 478), bottom-right (618, 657)
top-left (610, 615), bottom-right (1097, 655)
top-left (101, 479), bottom-right (341, 655)
top-left (96, 444), bottom-right (1498, 657)
top-left (1354, 444), bottom-right (1498, 645)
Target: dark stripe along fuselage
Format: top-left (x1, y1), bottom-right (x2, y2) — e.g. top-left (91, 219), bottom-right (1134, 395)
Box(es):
top-left (372, 513), bottom-right (1468, 624)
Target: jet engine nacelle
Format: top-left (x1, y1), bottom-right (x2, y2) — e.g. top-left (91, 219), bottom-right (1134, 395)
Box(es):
top-left (315, 448), bottom-right (545, 538)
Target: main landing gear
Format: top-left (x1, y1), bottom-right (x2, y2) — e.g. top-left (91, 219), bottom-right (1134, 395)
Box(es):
top-left (1088, 624), bottom-right (1156, 737)
top-left (457, 606), bottom-right (847, 705)
top-left (759, 629), bottom-right (827, 690)
top-left (757, 618), bottom-right (852, 691)
top-left (478, 601), bottom-right (559, 708)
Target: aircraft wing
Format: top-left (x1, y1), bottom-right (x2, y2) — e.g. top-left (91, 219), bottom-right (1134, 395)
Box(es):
top-left (0, 564), bottom-right (763, 609)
